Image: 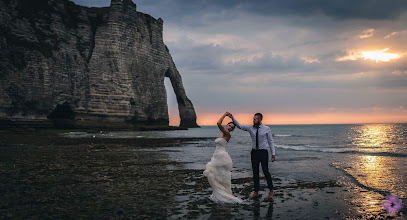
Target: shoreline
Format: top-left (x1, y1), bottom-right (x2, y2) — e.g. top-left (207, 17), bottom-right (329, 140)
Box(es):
top-left (0, 119), bottom-right (191, 132)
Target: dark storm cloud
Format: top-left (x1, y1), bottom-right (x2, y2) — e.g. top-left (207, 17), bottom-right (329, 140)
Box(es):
top-left (72, 0), bottom-right (407, 21)
top-left (134, 0), bottom-right (407, 22)
top-left (165, 37), bottom-right (244, 73)
top-left (166, 39), bottom-right (322, 76)
top-left (224, 54), bottom-right (320, 75)
top-left (238, 0), bottom-right (407, 20)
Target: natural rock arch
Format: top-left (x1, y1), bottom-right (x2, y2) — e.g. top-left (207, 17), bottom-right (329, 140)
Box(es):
top-left (164, 67), bottom-right (198, 127)
top-left (0, 0), bottom-right (199, 128)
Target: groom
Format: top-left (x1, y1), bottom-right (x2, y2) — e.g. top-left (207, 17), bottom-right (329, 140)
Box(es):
top-left (226, 112), bottom-right (275, 200)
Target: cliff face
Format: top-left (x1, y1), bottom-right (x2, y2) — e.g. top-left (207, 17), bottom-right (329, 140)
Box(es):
top-left (0, 0), bottom-right (198, 128)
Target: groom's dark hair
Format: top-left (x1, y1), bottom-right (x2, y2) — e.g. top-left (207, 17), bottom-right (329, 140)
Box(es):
top-left (254, 113), bottom-right (263, 120)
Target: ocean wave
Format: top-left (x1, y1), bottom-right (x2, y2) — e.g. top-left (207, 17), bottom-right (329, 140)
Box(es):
top-left (274, 134), bottom-right (293, 137)
top-left (338, 151), bottom-right (407, 158)
top-left (277, 145), bottom-right (347, 153)
top-left (273, 134), bottom-right (321, 138)
top-left (59, 132), bottom-right (146, 139)
top-left (276, 145), bottom-right (407, 157)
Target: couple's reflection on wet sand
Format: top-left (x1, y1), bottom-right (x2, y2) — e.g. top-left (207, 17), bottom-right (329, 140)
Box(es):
top-left (208, 199), bottom-right (274, 219)
top-left (252, 199), bottom-right (274, 220)
top-left (208, 205), bottom-right (234, 219)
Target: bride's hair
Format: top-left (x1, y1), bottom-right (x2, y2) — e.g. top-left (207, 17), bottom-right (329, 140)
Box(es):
top-left (227, 122), bottom-right (236, 128)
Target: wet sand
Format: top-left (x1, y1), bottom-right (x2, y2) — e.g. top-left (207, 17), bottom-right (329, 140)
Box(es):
top-left (0, 130), bottom-right (404, 219)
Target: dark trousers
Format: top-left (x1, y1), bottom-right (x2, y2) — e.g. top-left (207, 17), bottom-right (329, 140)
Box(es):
top-left (251, 149), bottom-right (273, 192)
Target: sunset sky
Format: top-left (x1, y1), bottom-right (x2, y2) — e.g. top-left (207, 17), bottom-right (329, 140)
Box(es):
top-left (72, 0), bottom-right (407, 126)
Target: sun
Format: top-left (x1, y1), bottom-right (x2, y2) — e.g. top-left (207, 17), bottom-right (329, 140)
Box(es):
top-left (362, 49), bottom-right (400, 63)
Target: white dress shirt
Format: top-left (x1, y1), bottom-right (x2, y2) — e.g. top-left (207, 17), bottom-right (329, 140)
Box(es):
top-left (232, 117), bottom-right (275, 155)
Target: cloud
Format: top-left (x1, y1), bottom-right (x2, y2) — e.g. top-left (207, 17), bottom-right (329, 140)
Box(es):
top-left (359, 28), bottom-right (375, 38)
top-left (127, 0), bottom-right (407, 23)
top-left (301, 57), bottom-right (320, 64)
top-left (237, 0), bottom-right (407, 20)
top-left (384, 32), bottom-right (400, 39)
top-left (165, 36), bottom-right (243, 74)
top-left (224, 53), bottom-right (321, 75)
top-left (392, 70), bottom-right (407, 75)
top-left (384, 30), bottom-right (407, 39)
top-left (70, 0), bottom-right (407, 27)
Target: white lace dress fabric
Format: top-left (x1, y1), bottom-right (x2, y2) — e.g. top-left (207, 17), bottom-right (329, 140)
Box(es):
top-left (203, 138), bottom-right (243, 204)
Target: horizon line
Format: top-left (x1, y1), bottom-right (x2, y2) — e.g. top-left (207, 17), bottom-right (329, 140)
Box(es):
top-left (187, 122), bottom-right (407, 127)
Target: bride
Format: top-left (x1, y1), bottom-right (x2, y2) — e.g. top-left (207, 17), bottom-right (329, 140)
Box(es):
top-left (203, 112), bottom-right (243, 204)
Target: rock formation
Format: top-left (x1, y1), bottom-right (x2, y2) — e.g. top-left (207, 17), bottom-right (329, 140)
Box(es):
top-left (0, 0), bottom-right (199, 128)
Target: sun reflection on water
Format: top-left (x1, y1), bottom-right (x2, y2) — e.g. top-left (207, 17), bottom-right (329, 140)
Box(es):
top-left (350, 124), bottom-right (401, 153)
top-left (343, 124), bottom-right (407, 216)
top-left (344, 154), bottom-right (406, 216)
top-left (355, 155), bottom-right (397, 192)
top-left (348, 124), bottom-right (406, 196)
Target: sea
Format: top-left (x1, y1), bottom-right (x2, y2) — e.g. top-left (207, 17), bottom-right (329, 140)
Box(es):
top-left (63, 123), bottom-right (407, 201)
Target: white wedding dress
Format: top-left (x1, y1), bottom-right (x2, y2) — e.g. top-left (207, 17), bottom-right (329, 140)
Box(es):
top-left (203, 138), bottom-right (243, 204)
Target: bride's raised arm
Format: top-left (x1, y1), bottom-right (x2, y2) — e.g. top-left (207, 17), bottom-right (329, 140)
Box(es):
top-left (217, 112), bottom-right (230, 136)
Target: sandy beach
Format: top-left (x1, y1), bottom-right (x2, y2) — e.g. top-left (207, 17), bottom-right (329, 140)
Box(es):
top-left (0, 130), bottom-right (405, 219)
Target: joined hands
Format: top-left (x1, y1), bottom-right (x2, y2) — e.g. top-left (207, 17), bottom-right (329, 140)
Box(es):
top-left (226, 111), bottom-right (233, 118)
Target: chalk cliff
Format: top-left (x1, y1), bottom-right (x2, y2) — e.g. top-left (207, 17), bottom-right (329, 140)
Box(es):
top-left (0, 0), bottom-right (198, 128)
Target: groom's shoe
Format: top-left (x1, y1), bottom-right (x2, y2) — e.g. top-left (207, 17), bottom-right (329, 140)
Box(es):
top-left (265, 190), bottom-right (274, 200)
top-left (248, 192), bottom-right (259, 199)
